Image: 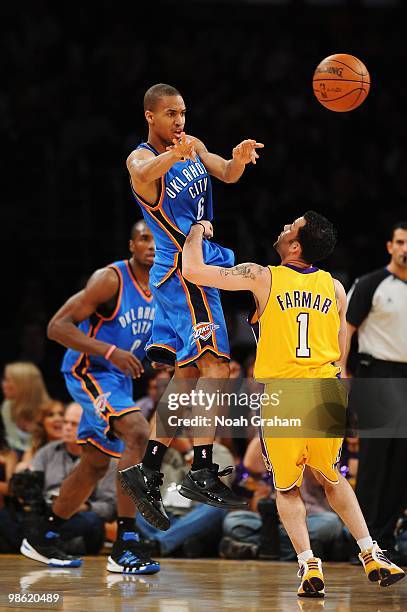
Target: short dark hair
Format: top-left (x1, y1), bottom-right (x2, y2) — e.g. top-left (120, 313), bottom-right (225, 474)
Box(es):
top-left (144, 83), bottom-right (181, 111)
top-left (297, 211), bottom-right (337, 264)
top-left (130, 220), bottom-right (147, 240)
top-left (389, 221), bottom-right (407, 241)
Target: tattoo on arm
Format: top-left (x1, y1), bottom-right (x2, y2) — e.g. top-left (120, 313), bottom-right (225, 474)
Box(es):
top-left (219, 264), bottom-right (263, 280)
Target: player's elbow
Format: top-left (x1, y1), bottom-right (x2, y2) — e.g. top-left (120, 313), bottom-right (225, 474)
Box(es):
top-left (183, 261), bottom-right (206, 284)
top-left (127, 157), bottom-right (148, 184)
top-left (47, 317), bottom-right (61, 341)
top-left (129, 167), bottom-right (148, 184)
top-left (182, 263), bottom-right (198, 283)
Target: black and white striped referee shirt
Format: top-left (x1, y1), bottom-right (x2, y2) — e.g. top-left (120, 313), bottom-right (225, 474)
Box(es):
top-left (346, 267), bottom-right (407, 363)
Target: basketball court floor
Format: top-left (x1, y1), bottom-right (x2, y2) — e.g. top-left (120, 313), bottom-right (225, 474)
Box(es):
top-left (0, 556), bottom-right (406, 611)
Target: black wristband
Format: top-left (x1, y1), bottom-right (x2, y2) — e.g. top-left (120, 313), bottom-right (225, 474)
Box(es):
top-left (192, 222), bottom-right (206, 234)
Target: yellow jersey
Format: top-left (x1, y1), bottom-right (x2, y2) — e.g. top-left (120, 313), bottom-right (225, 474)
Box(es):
top-left (253, 264), bottom-right (341, 379)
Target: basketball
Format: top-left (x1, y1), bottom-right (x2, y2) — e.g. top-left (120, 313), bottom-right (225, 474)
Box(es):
top-left (313, 54), bottom-right (370, 112)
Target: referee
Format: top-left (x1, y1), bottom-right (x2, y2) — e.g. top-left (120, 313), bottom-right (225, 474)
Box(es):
top-left (344, 221), bottom-right (407, 557)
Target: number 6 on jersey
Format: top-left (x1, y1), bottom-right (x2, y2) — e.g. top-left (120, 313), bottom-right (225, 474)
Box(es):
top-left (197, 196), bottom-right (205, 221)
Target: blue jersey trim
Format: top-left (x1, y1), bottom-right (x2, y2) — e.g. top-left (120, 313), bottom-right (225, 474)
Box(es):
top-left (138, 142), bottom-right (159, 156)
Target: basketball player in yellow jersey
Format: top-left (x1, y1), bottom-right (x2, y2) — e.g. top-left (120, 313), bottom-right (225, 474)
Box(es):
top-left (182, 211), bottom-right (405, 598)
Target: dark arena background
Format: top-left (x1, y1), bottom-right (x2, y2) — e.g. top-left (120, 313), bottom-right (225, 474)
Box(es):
top-left (1, 1), bottom-right (406, 611)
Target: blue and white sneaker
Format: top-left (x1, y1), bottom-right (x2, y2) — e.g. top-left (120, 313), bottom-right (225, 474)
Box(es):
top-left (21, 530), bottom-right (82, 568)
top-left (107, 531), bottom-right (160, 574)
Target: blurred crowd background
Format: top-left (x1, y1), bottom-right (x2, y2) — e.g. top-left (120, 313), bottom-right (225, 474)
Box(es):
top-left (1, 0), bottom-right (406, 563)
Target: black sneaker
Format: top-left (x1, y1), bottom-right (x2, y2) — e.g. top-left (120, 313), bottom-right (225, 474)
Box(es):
top-left (21, 529), bottom-right (82, 568)
top-left (179, 464), bottom-right (248, 509)
top-left (118, 464), bottom-right (170, 531)
top-left (107, 532), bottom-right (160, 574)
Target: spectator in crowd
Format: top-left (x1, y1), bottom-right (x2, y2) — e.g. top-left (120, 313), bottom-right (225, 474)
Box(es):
top-left (0, 402), bottom-right (116, 556)
top-left (16, 400), bottom-right (65, 471)
top-left (135, 368), bottom-right (173, 422)
top-left (344, 221), bottom-right (407, 558)
top-left (135, 441), bottom-right (234, 558)
top-left (1, 362), bottom-right (50, 456)
top-left (28, 401), bottom-right (116, 555)
top-left (220, 438), bottom-right (344, 561)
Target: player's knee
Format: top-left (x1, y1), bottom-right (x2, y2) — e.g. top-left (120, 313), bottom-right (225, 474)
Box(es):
top-left (322, 481), bottom-right (338, 499)
top-left (89, 462), bottom-right (110, 480)
top-left (310, 469), bottom-right (326, 487)
top-left (126, 421), bottom-right (150, 450)
top-left (326, 471), bottom-right (345, 493)
top-left (197, 355), bottom-right (230, 378)
top-left (276, 487), bottom-right (299, 500)
top-left (313, 468), bottom-right (342, 493)
top-left (114, 412), bottom-right (150, 449)
top-left (81, 447), bottom-right (110, 479)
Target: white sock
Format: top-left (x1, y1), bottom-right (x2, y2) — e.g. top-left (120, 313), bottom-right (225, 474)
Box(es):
top-left (298, 549), bottom-right (314, 563)
top-left (357, 536), bottom-right (374, 552)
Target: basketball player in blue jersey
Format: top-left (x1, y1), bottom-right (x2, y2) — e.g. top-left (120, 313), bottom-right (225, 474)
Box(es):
top-left (21, 221), bottom-right (160, 574)
top-left (119, 83), bottom-right (263, 530)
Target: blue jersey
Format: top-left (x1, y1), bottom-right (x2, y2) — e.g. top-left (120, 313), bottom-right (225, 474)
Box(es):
top-left (61, 260), bottom-right (155, 375)
top-left (130, 142), bottom-right (234, 283)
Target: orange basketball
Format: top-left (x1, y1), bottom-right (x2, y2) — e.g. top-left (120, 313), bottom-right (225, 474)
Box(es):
top-left (313, 54), bottom-right (370, 112)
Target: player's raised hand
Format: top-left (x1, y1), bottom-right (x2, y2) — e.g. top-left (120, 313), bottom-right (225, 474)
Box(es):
top-left (232, 139), bottom-right (264, 165)
top-left (166, 132), bottom-right (197, 161)
top-left (110, 348), bottom-right (144, 378)
top-left (194, 220), bottom-right (213, 239)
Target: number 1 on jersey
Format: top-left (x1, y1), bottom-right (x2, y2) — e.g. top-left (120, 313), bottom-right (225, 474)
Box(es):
top-left (296, 312), bottom-right (311, 358)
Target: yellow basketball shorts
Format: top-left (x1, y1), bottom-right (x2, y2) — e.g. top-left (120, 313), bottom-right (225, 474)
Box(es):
top-left (259, 378), bottom-right (347, 491)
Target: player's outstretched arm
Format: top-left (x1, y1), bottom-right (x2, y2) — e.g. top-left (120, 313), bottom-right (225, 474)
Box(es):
top-left (127, 147), bottom-right (179, 186)
top-left (182, 222), bottom-right (267, 292)
top-left (47, 269), bottom-right (143, 378)
top-left (194, 138), bottom-right (264, 184)
top-left (127, 133), bottom-right (197, 186)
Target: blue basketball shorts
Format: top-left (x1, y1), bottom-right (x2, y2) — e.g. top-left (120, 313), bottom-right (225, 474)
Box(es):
top-left (64, 370), bottom-right (141, 458)
top-left (146, 268), bottom-right (230, 368)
